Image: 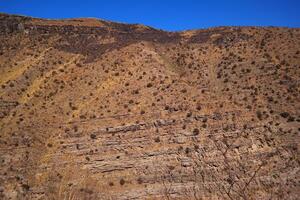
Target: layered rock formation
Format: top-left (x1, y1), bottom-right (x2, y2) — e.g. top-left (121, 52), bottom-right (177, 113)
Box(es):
top-left (0, 13), bottom-right (299, 199)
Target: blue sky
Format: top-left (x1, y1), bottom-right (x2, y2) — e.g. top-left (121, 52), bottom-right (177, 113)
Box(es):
top-left (0, 0), bottom-right (299, 31)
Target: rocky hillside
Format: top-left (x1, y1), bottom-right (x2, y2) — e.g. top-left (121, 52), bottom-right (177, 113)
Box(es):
top-left (0, 13), bottom-right (299, 199)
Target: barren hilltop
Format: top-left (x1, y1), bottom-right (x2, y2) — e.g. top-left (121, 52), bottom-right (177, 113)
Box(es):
top-left (0, 13), bottom-right (299, 199)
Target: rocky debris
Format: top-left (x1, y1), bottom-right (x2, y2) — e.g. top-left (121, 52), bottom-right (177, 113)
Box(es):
top-left (106, 123), bottom-right (147, 133)
top-left (0, 100), bottom-right (19, 118)
top-left (180, 157), bottom-right (192, 167)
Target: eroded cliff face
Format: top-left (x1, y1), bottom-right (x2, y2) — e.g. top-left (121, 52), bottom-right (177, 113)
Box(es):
top-left (0, 13), bottom-right (299, 199)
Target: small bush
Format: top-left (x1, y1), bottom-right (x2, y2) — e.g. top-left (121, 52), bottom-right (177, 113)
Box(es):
top-left (120, 178), bottom-right (125, 185)
top-left (146, 83), bottom-right (153, 88)
top-left (90, 133), bottom-right (96, 139)
top-left (181, 89), bottom-right (187, 93)
top-left (256, 111), bottom-right (263, 120)
top-left (280, 112), bottom-right (289, 118)
top-left (137, 177), bottom-right (143, 184)
top-left (154, 137), bottom-right (160, 143)
top-left (109, 182), bottom-right (114, 186)
top-left (193, 128), bottom-right (199, 135)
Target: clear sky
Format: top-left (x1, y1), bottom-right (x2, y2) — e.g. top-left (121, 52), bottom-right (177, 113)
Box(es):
top-left (0, 0), bottom-right (299, 31)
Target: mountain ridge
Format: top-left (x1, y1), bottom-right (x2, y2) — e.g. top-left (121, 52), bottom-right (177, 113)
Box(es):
top-left (2, 12), bottom-right (297, 32)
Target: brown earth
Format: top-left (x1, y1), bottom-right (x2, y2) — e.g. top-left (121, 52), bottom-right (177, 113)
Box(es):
top-left (0, 13), bottom-right (299, 199)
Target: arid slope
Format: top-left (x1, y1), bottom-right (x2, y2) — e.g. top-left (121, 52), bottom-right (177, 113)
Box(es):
top-left (0, 13), bottom-right (299, 199)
